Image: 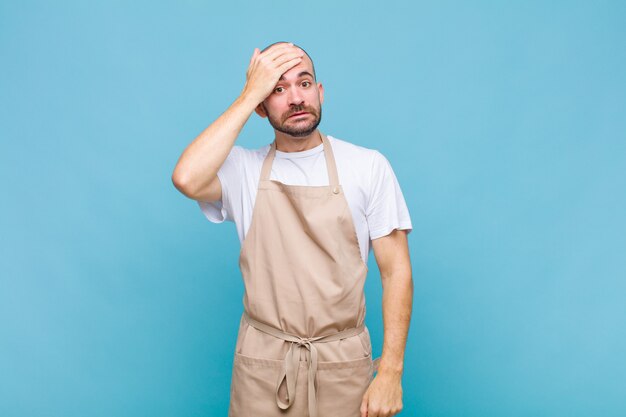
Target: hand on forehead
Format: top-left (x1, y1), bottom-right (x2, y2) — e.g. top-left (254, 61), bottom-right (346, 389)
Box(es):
top-left (263, 42), bottom-right (311, 66)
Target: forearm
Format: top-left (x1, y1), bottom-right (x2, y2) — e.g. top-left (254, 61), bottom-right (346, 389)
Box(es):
top-left (378, 268), bottom-right (413, 376)
top-left (172, 93), bottom-right (258, 197)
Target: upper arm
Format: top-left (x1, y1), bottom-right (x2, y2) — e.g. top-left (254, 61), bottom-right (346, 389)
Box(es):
top-left (194, 175), bottom-right (223, 203)
top-left (365, 151), bottom-right (413, 240)
top-left (371, 229), bottom-right (412, 282)
top-left (175, 145), bottom-right (245, 203)
top-left (194, 145), bottom-right (246, 224)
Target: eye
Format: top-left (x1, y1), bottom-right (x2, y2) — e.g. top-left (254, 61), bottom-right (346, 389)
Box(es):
top-left (274, 87), bottom-right (284, 93)
top-left (302, 81), bottom-right (311, 87)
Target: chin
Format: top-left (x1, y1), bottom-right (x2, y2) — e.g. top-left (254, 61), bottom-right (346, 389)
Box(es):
top-left (286, 131), bottom-right (314, 138)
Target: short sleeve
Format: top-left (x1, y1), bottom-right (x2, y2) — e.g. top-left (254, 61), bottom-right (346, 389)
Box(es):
top-left (197, 145), bottom-right (244, 223)
top-left (366, 151), bottom-right (413, 240)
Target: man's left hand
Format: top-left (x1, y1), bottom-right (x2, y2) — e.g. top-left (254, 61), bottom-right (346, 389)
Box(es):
top-left (360, 370), bottom-right (403, 417)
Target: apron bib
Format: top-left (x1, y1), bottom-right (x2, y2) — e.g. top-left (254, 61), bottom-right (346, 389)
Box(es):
top-left (228, 131), bottom-right (380, 417)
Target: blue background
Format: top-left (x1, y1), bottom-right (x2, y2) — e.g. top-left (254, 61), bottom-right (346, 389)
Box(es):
top-left (1, 1), bottom-right (625, 416)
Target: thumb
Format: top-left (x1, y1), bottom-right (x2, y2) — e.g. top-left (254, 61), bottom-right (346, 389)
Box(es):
top-left (250, 48), bottom-right (258, 64)
top-left (360, 392), bottom-right (369, 417)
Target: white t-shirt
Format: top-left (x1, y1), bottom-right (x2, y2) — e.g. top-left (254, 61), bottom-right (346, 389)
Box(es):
top-left (198, 135), bottom-right (412, 264)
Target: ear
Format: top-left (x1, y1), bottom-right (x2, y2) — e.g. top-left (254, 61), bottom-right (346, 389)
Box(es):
top-left (318, 82), bottom-right (324, 105)
top-left (254, 102), bottom-right (268, 118)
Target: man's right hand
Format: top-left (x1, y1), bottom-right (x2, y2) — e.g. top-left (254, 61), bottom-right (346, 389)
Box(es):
top-left (240, 43), bottom-right (305, 105)
top-left (172, 43), bottom-right (303, 203)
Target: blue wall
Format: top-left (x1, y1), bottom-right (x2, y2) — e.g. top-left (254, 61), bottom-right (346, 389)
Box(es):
top-left (1, 1), bottom-right (625, 416)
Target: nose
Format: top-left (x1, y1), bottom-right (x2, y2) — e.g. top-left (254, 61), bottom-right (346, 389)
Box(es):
top-left (288, 87), bottom-right (304, 107)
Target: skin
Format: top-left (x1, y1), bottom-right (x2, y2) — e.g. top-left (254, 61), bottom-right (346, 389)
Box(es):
top-left (171, 42), bottom-right (309, 201)
top-left (171, 42), bottom-right (413, 417)
top-left (362, 228), bottom-right (412, 417)
top-left (252, 44), bottom-right (325, 152)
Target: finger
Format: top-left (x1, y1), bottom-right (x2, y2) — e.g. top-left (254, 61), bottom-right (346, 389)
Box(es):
top-left (262, 43), bottom-right (299, 61)
top-left (276, 56), bottom-right (303, 73)
top-left (249, 48), bottom-right (259, 65)
top-left (274, 49), bottom-right (304, 65)
top-left (246, 48), bottom-right (259, 77)
top-left (272, 51), bottom-right (304, 68)
top-left (261, 41), bottom-right (294, 56)
top-left (272, 46), bottom-right (304, 61)
top-left (258, 43), bottom-right (293, 61)
top-left (360, 394), bottom-right (368, 417)
top-left (368, 402), bottom-right (379, 417)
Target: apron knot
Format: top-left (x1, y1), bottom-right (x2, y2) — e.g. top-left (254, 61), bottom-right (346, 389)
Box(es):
top-left (295, 336), bottom-right (317, 347)
top-left (242, 312), bottom-right (365, 417)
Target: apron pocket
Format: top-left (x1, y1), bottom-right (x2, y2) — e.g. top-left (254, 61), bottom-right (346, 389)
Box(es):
top-left (315, 355), bottom-right (374, 417)
top-left (229, 353), bottom-right (282, 416)
top-left (229, 352), bottom-right (310, 417)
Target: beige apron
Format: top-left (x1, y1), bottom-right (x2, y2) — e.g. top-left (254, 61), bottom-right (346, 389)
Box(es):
top-left (228, 131), bottom-right (380, 417)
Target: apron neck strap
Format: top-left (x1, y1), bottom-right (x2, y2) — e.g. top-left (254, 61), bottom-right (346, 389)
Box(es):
top-left (260, 131), bottom-right (340, 187)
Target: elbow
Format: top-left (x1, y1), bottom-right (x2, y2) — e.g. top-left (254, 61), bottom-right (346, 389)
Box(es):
top-left (171, 169), bottom-right (195, 198)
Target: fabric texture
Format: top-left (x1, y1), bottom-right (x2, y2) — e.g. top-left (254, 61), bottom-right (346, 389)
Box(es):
top-left (198, 135), bottom-right (412, 264)
top-left (229, 132), bottom-right (377, 417)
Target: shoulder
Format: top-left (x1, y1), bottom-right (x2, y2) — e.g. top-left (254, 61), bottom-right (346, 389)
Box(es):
top-left (228, 142), bottom-right (271, 164)
top-left (327, 135), bottom-right (389, 168)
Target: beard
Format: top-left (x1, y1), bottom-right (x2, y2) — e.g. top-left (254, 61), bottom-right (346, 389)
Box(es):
top-left (263, 103), bottom-right (323, 138)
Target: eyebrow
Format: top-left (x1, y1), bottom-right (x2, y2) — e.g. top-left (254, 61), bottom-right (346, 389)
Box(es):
top-left (278, 71), bottom-right (314, 82)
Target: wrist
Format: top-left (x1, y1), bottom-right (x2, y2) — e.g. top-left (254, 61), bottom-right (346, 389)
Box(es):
top-left (238, 89), bottom-right (262, 109)
top-left (377, 359), bottom-right (404, 377)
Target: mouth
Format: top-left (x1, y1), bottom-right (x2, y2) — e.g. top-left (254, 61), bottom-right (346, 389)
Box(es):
top-left (288, 112), bottom-right (309, 118)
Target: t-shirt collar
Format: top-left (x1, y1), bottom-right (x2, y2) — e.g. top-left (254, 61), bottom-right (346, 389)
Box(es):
top-left (274, 140), bottom-right (324, 159)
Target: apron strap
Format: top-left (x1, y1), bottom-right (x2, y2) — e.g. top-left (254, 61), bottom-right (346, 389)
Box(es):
top-left (259, 131), bottom-right (340, 189)
top-left (243, 312), bottom-right (364, 417)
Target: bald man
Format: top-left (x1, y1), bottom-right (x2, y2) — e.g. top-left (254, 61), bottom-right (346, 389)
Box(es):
top-left (172, 42), bottom-right (413, 417)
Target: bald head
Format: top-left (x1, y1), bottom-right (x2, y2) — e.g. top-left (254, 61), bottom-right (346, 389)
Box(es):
top-left (260, 41), bottom-right (317, 82)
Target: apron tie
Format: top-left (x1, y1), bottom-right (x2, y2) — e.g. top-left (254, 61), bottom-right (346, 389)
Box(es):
top-left (243, 312), bottom-right (365, 417)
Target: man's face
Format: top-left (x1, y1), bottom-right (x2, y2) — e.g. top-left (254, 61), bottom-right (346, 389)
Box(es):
top-left (258, 49), bottom-right (324, 138)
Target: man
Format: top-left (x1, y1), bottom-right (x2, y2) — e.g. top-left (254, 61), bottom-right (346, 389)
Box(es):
top-left (172, 41), bottom-right (413, 417)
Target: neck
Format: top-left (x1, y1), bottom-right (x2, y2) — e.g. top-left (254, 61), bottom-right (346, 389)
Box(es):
top-left (274, 129), bottom-right (322, 152)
